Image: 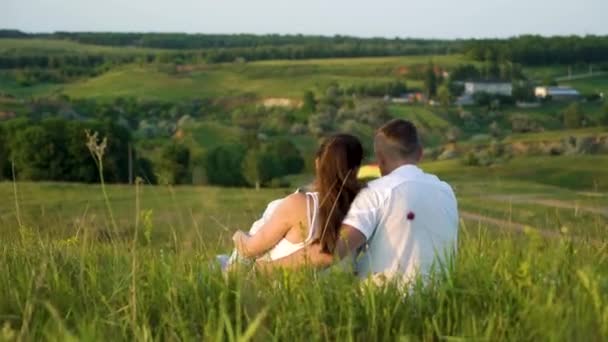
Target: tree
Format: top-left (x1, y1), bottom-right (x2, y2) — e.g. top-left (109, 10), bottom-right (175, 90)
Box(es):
top-left (204, 144), bottom-right (247, 186)
top-left (11, 126), bottom-right (62, 180)
top-left (242, 149), bottom-right (280, 190)
top-left (600, 104), bottom-right (608, 126)
top-left (424, 61), bottom-right (437, 99)
top-left (159, 143), bottom-right (191, 184)
top-left (437, 83), bottom-right (452, 108)
top-left (302, 91), bottom-right (317, 113)
top-left (478, 48), bottom-right (500, 79)
top-left (308, 111), bottom-right (335, 138)
top-left (0, 125), bottom-right (7, 180)
top-left (563, 103), bottom-right (585, 129)
top-left (263, 139), bottom-right (305, 175)
top-left (512, 82), bottom-right (535, 102)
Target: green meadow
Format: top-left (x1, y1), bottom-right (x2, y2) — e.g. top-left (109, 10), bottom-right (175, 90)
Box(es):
top-left (0, 52), bottom-right (469, 101)
top-left (1, 156), bottom-right (607, 340)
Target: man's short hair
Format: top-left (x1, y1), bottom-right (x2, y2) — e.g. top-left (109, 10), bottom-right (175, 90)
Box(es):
top-left (376, 119), bottom-right (422, 159)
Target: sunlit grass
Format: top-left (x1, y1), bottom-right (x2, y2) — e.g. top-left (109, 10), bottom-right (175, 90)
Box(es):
top-left (0, 178), bottom-right (607, 340)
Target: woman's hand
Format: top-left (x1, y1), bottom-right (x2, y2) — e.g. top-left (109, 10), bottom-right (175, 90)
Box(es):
top-left (232, 230), bottom-right (250, 256)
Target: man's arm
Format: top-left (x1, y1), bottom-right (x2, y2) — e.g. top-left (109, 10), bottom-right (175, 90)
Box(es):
top-left (256, 224), bottom-right (366, 270)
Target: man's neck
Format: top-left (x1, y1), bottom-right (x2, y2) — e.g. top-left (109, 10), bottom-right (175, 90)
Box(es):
top-left (384, 160), bottom-right (417, 175)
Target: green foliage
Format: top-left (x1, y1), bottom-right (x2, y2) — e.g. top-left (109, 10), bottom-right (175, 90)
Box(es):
top-left (159, 143), bottom-right (191, 184)
top-left (241, 139), bottom-right (304, 188)
top-left (437, 83), bottom-right (451, 107)
top-left (465, 35), bottom-right (608, 65)
top-left (204, 144), bottom-right (247, 186)
top-left (563, 103), bottom-right (585, 129)
top-left (424, 61), bottom-right (438, 98)
top-left (0, 125), bottom-right (7, 179)
top-left (512, 82), bottom-right (536, 102)
top-left (509, 114), bottom-right (542, 133)
top-left (601, 104), bottom-right (608, 126)
top-left (263, 139), bottom-right (305, 175)
top-left (302, 90), bottom-right (317, 113)
top-left (242, 149), bottom-right (281, 188)
top-left (343, 80), bottom-right (407, 97)
top-left (449, 64), bottom-right (481, 81)
top-left (2, 117), bottom-right (133, 183)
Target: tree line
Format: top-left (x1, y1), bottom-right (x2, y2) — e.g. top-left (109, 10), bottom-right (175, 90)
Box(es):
top-left (0, 117), bottom-right (141, 183)
top-left (3, 30), bottom-right (608, 66)
top-left (465, 35), bottom-right (608, 65)
top-left (0, 116), bottom-right (306, 187)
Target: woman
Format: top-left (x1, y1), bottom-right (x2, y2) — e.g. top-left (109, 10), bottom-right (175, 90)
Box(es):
top-left (230, 134), bottom-right (363, 266)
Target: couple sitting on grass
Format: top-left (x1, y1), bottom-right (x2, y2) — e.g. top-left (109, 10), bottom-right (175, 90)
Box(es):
top-left (224, 119), bottom-right (459, 285)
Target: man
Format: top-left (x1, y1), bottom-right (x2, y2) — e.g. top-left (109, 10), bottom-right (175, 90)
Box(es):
top-left (262, 119), bottom-right (459, 284)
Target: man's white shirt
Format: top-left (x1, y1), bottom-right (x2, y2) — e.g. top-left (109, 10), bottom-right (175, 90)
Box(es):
top-left (343, 164), bottom-right (459, 283)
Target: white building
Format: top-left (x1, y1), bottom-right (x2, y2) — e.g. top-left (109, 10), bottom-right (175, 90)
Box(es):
top-left (534, 86), bottom-right (581, 101)
top-left (464, 81), bottom-right (513, 96)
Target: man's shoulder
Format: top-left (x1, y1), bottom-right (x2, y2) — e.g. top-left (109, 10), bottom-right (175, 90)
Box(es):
top-left (419, 171), bottom-right (456, 195)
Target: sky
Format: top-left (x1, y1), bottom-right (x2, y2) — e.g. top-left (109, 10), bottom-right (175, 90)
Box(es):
top-left (2, 0), bottom-right (608, 39)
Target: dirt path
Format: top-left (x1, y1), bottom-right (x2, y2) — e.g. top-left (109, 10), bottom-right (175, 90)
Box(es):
top-left (460, 211), bottom-right (560, 238)
top-left (485, 195), bottom-right (608, 218)
top-left (461, 211), bottom-right (605, 246)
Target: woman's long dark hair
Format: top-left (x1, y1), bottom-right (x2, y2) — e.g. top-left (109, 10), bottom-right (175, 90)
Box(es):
top-left (315, 134), bottom-right (363, 254)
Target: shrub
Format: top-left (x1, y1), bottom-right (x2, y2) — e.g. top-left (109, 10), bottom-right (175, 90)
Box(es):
top-left (562, 103), bottom-right (585, 129)
top-left (159, 143), bottom-right (191, 185)
top-left (204, 144), bottom-right (247, 186)
top-left (462, 152), bottom-right (480, 166)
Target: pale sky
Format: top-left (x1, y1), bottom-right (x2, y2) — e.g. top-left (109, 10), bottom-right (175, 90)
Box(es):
top-left (2, 0), bottom-right (608, 39)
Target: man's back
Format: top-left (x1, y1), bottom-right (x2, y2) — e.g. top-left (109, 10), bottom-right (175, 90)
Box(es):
top-left (343, 165), bottom-right (458, 283)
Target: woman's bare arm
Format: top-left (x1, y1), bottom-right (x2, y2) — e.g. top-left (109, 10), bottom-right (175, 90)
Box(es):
top-left (256, 224), bottom-right (366, 270)
top-left (233, 194), bottom-right (304, 258)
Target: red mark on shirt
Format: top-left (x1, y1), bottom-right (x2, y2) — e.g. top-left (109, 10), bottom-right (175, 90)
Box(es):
top-left (407, 211), bottom-right (415, 221)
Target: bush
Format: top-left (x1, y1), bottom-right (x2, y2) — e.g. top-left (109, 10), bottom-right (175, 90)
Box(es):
top-left (510, 114), bottom-right (542, 133)
top-left (263, 139), bottom-right (305, 175)
top-left (242, 149), bottom-right (281, 188)
top-left (204, 144), bottom-right (247, 186)
top-left (461, 152), bottom-right (480, 166)
top-left (600, 105), bottom-right (608, 126)
top-left (562, 103), bottom-right (585, 129)
top-left (7, 118), bottom-right (132, 183)
top-left (159, 143), bottom-right (191, 185)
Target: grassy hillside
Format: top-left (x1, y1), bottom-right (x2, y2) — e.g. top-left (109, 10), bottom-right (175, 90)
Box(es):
top-left (560, 74), bottom-right (608, 95)
top-left (1, 178), bottom-right (607, 340)
top-left (4, 54), bottom-right (469, 101)
top-left (389, 105), bottom-right (451, 145)
top-left (61, 65), bottom-right (398, 101)
top-left (504, 126), bottom-right (608, 143)
top-left (423, 155), bottom-right (608, 191)
top-left (63, 56), bottom-right (459, 100)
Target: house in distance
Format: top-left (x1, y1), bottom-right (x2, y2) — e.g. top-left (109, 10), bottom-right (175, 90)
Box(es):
top-left (455, 80), bottom-right (512, 106)
top-left (534, 86), bottom-right (581, 101)
top-left (464, 81), bottom-right (513, 96)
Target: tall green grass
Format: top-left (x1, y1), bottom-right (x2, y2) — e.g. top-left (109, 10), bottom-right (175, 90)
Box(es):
top-left (1, 179), bottom-right (607, 341)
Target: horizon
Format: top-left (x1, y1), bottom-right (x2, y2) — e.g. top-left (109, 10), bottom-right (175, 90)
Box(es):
top-left (3, 0), bottom-right (608, 40)
top-left (3, 28), bottom-right (608, 41)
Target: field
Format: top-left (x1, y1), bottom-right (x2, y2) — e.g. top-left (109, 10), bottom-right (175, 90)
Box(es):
top-left (59, 55), bottom-right (449, 101)
top-left (0, 52), bottom-right (467, 101)
top-left (1, 156), bottom-right (607, 341)
top-left (561, 74), bottom-right (608, 96)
